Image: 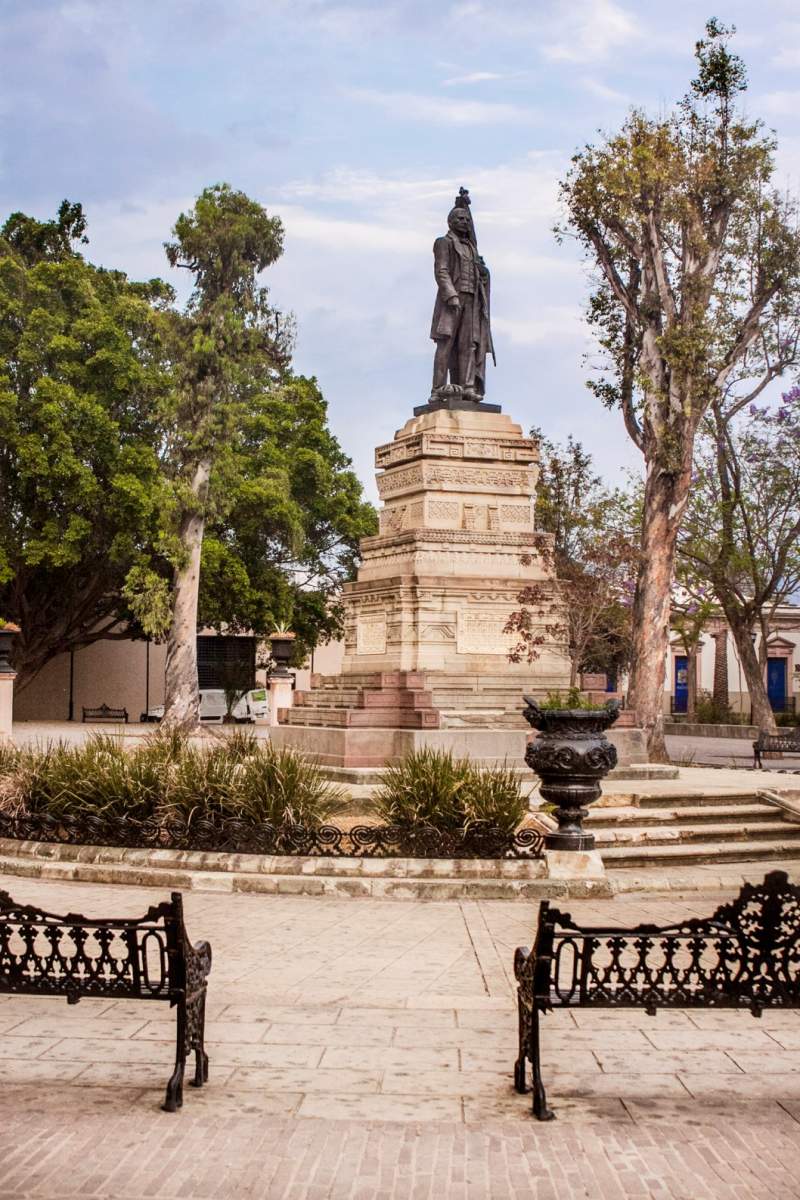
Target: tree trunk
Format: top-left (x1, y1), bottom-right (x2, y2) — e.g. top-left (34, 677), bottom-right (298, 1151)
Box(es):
top-left (712, 629), bottom-right (729, 713)
top-left (162, 460), bottom-right (211, 732)
top-left (724, 609), bottom-right (778, 734)
top-left (569, 655), bottom-right (579, 688)
top-left (628, 459), bottom-right (691, 762)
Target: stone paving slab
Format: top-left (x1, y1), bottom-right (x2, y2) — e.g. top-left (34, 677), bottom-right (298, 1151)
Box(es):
top-left (1, 874), bottom-right (800, 1199)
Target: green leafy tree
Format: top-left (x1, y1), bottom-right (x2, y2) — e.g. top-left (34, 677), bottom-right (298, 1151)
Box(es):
top-left (158, 184), bottom-right (292, 731)
top-left (559, 20), bottom-right (800, 757)
top-left (0, 201), bottom-right (172, 690)
top-left (198, 373), bottom-right (377, 659)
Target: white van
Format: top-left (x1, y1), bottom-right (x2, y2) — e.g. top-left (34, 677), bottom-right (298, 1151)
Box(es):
top-left (142, 688), bottom-right (268, 724)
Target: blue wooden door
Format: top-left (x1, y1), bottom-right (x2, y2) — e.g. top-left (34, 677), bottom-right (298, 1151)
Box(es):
top-left (674, 656), bottom-right (688, 713)
top-left (767, 658), bottom-right (788, 711)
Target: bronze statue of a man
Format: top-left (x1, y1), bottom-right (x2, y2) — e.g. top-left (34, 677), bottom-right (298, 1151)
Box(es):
top-left (430, 189), bottom-right (495, 402)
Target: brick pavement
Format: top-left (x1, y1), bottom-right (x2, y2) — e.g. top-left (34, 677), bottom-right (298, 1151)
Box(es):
top-left (1, 876), bottom-right (799, 1199)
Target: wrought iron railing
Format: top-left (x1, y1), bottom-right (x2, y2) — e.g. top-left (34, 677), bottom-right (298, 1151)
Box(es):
top-left (0, 811), bottom-right (545, 860)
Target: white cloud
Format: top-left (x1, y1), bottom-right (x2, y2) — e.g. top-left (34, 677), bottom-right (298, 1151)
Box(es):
top-left (581, 77), bottom-right (629, 104)
top-left (760, 90), bottom-right (800, 117)
top-left (277, 205), bottom-right (428, 255)
top-left (442, 70), bottom-right (515, 86)
top-left (493, 308), bottom-right (586, 347)
top-left (542, 0), bottom-right (638, 65)
top-left (346, 87), bottom-right (537, 125)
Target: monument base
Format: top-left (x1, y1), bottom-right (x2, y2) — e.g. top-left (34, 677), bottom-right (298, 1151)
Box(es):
top-left (543, 849), bottom-right (612, 897)
top-left (270, 722), bottom-right (649, 772)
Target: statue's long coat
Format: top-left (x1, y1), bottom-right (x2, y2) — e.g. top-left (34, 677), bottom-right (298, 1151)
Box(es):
top-left (429, 231), bottom-right (494, 369)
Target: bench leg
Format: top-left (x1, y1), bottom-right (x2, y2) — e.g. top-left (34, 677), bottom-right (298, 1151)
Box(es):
top-left (163, 1002), bottom-right (186, 1113)
top-left (514, 996), bottom-right (528, 1093)
top-left (191, 993), bottom-right (209, 1089)
top-left (530, 1008), bottom-right (555, 1122)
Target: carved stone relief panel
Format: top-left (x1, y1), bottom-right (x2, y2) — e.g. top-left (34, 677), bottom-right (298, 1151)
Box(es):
top-left (356, 617), bottom-right (387, 655)
top-left (499, 503), bottom-right (532, 525)
top-left (456, 611), bottom-right (516, 655)
top-left (377, 465), bottom-right (424, 498)
top-left (426, 499), bottom-right (460, 525)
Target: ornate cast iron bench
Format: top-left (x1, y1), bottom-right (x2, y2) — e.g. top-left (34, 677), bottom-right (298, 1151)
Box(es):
top-left (513, 870), bottom-right (800, 1120)
top-left (0, 889), bottom-right (212, 1112)
top-left (753, 729), bottom-right (800, 768)
top-left (81, 703), bottom-right (129, 723)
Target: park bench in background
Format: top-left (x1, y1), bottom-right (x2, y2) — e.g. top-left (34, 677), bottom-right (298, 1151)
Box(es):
top-left (0, 889), bottom-right (211, 1112)
top-left (513, 870), bottom-right (800, 1120)
top-left (81, 703), bottom-right (129, 723)
top-left (753, 728), bottom-right (800, 768)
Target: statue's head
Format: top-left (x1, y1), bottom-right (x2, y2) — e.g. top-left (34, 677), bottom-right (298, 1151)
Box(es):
top-left (447, 206), bottom-right (472, 239)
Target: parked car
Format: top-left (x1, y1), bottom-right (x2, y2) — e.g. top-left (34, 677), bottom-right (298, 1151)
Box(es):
top-left (141, 688), bottom-right (268, 724)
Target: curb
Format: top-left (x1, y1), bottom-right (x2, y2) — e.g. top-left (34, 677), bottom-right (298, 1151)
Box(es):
top-left (0, 838), bottom-right (613, 900)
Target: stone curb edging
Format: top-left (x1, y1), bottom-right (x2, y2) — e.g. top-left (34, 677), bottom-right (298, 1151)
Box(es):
top-left (0, 835), bottom-right (789, 900)
top-left (0, 836), bottom-right (616, 900)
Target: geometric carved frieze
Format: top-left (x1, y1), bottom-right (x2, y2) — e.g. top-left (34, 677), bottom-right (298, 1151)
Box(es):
top-left (378, 462), bottom-right (533, 499)
top-left (426, 500), bottom-right (460, 523)
top-left (376, 432), bottom-right (537, 469)
top-left (456, 611), bottom-right (517, 655)
top-left (499, 503), bottom-right (532, 524)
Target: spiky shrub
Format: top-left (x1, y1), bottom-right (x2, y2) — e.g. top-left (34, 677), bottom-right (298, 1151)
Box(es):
top-left (3, 733), bottom-right (344, 832)
top-left (461, 761), bottom-right (527, 833)
top-left (373, 749), bottom-right (526, 834)
top-left (21, 735), bottom-right (162, 820)
top-left (232, 746), bottom-right (347, 827)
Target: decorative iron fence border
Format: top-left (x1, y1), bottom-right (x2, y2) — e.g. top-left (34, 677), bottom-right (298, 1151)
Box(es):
top-left (0, 812), bottom-right (545, 860)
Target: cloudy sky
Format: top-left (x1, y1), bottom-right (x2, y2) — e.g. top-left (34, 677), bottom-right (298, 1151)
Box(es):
top-left (4, 0), bottom-right (800, 500)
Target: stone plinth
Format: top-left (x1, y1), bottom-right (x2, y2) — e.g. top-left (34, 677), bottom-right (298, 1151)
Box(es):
top-left (0, 671), bottom-right (14, 742)
top-left (278, 402), bottom-right (596, 768)
top-left (269, 722), bottom-right (647, 772)
top-left (339, 406), bottom-right (568, 685)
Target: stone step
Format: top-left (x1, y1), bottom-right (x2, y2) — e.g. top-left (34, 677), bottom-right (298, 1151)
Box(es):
top-left (635, 792), bottom-right (761, 809)
top-left (600, 839), bottom-right (800, 868)
top-left (593, 820), bottom-right (800, 849)
top-left (280, 708), bottom-right (440, 729)
top-left (361, 690), bottom-right (434, 710)
top-left (587, 803), bottom-right (781, 828)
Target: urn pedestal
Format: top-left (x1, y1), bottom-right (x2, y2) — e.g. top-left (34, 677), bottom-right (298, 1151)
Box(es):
top-left (523, 697), bottom-right (621, 852)
top-left (0, 624), bottom-right (19, 743)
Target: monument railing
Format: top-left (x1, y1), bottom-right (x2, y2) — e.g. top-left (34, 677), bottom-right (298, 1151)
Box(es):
top-left (0, 811), bottom-right (545, 859)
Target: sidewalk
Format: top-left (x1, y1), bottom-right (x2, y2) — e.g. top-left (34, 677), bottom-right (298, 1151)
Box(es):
top-left (1, 873), bottom-right (799, 1199)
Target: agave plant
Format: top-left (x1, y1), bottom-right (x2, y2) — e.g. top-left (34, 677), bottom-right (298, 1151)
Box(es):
top-left (373, 749), bottom-right (525, 835)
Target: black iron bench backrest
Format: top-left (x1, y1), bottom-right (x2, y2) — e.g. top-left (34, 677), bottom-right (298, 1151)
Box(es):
top-left (82, 705), bottom-right (128, 722)
top-left (0, 889), bottom-right (186, 1006)
top-left (531, 870), bottom-right (800, 1014)
top-left (756, 733), bottom-right (800, 749)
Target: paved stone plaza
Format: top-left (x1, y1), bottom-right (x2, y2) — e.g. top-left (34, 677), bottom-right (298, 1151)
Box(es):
top-left (2, 875), bottom-right (800, 1198)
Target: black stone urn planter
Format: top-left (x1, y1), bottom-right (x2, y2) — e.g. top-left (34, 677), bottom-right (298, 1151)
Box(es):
top-left (268, 632), bottom-right (296, 679)
top-left (523, 696), bottom-right (621, 852)
top-left (0, 624), bottom-right (20, 674)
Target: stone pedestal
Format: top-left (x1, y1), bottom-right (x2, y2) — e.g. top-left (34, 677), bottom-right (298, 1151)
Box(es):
top-left (278, 404), bottom-right (572, 759)
top-left (267, 676), bottom-right (294, 728)
top-left (543, 849), bottom-right (612, 897)
top-left (340, 404), bottom-right (567, 684)
top-left (0, 671), bottom-right (15, 742)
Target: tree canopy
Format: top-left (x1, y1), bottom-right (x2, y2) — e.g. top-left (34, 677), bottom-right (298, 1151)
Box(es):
top-left (0, 202), bottom-right (172, 689)
top-left (0, 195), bottom-right (375, 694)
top-left (559, 19), bottom-right (800, 756)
